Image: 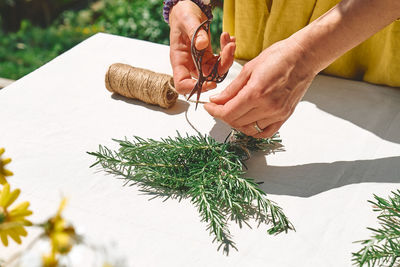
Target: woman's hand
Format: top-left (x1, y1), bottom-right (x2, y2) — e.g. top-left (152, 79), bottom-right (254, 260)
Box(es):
top-left (169, 0), bottom-right (236, 95)
top-left (204, 0), bottom-right (400, 138)
top-left (204, 38), bottom-right (318, 138)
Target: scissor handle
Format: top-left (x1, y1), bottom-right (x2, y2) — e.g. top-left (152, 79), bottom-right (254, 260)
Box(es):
top-left (190, 20), bottom-right (228, 85)
top-left (188, 20), bottom-right (229, 109)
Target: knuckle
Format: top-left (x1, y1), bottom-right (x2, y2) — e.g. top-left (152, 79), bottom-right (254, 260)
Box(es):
top-left (241, 63), bottom-right (251, 74)
top-left (259, 129), bottom-right (275, 139)
top-left (279, 105), bottom-right (291, 119)
top-left (268, 97), bottom-right (287, 114)
top-left (260, 132), bottom-right (273, 139)
top-left (269, 125), bottom-right (281, 137)
top-left (174, 82), bottom-right (191, 95)
top-left (244, 84), bottom-right (264, 102)
top-left (277, 75), bottom-right (289, 87)
top-left (220, 111), bottom-right (230, 122)
top-left (174, 83), bottom-right (185, 95)
top-left (176, 88), bottom-right (188, 95)
top-left (266, 99), bottom-right (280, 112)
top-left (249, 87), bottom-right (264, 101)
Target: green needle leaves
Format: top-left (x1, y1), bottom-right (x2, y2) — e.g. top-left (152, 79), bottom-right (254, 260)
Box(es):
top-left (88, 131), bottom-right (293, 254)
top-left (353, 190), bottom-right (400, 266)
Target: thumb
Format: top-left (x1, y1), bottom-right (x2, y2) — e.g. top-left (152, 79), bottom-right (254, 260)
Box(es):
top-left (184, 17), bottom-right (209, 50)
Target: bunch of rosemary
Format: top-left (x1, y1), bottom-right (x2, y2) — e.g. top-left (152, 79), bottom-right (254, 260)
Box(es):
top-left (352, 190), bottom-right (400, 266)
top-left (88, 131), bottom-right (293, 253)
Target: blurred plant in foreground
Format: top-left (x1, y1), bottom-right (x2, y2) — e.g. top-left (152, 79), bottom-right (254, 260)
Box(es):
top-left (0, 183), bottom-right (32, 246)
top-left (0, 148), bottom-right (123, 267)
top-left (0, 148), bottom-right (13, 184)
top-left (40, 198), bottom-right (78, 267)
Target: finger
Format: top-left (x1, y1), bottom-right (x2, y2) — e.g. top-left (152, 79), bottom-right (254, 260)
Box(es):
top-left (234, 117), bottom-right (273, 136)
top-left (254, 121), bottom-right (283, 139)
top-left (199, 33), bottom-right (236, 76)
top-left (204, 102), bottom-right (225, 118)
top-left (186, 70), bottom-right (216, 90)
top-left (234, 126), bottom-right (253, 137)
top-left (231, 105), bottom-right (282, 128)
top-left (189, 68), bottom-right (198, 79)
top-left (231, 108), bottom-right (262, 128)
top-left (200, 35), bottom-right (235, 76)
top-left (171, 53), bottom-right (197, 93)
top-left (205, 84), bottom-right (254, 123)
top-left (218, 32), bottom-right (236, 75)
top-left (175, 79), bottom-right (215, 95)
top-left (194, 29), bottom-right (209, 50)
top-left (184, 17), bottom-right (209, 50)
top-left (174, 77), bottom-right (197, 95)
top-left (220, 32), bottom-right (231, 50)
top-left (201, 51), bottom-right (218, 76)
top-left (209, 67), bottom-right (251, 105)
top-left (218, 42), bottom-right (236, 76)
top-left (233, 113), bottom-right (277, 133)
top-left (202, 81), bottom-right (217, 92)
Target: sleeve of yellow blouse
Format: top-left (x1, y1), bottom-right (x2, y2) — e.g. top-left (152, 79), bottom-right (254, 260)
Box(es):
top-left (323, 19), bottom-right (400, 87)
top-left (262, 0), bottom-right (319, 49)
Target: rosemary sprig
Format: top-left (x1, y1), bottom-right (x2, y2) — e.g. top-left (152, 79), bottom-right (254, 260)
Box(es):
top-left (352, 190), bottom-right (400, 266)
top-left (88, 132), bottom-right (293, 253)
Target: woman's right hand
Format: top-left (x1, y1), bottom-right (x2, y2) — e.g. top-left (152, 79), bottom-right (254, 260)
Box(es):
top-left (169, 0), bottom-right (236, 95)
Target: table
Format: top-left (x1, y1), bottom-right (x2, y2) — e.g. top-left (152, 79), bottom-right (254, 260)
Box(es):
top-left (1, 33), bottom-right (400, 266)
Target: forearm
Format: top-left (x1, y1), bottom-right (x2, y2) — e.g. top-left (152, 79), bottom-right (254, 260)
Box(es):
top-left (291, 0), bottom-right (400, 73)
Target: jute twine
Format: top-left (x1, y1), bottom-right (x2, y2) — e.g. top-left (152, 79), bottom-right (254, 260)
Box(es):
top-left (105, 63), bottom-right (178, 109)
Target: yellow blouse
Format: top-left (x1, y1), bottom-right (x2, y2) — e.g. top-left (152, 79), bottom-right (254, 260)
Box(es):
top-left (223, 0), bottom-right (400, 87)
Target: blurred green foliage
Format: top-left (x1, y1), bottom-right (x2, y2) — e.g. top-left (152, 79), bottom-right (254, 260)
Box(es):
top-left (0, 0), bottom-right (223, 80)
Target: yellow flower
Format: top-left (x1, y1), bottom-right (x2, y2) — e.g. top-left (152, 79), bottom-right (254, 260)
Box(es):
top-left (42, 252), bottom-right (58, 267)
top-left (0, 183), bottom-right (32, 246)
top-left (0, 148), bottom-right (13, 184)
top-left (43, 198), bottom-right (77, 255)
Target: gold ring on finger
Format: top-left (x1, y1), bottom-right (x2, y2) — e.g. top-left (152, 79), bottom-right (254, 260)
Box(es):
top-left (254, 121), bottom-right (263, 133)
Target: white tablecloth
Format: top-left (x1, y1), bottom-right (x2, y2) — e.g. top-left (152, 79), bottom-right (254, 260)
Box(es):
top-left (1, 33), bottom-right (399, 266)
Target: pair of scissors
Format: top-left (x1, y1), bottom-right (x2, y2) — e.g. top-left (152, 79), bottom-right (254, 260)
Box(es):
top-left (187, 20), bottom-right (229, 109)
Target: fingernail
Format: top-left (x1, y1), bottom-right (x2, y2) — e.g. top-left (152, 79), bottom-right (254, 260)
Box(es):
top-left (196, 36), bottom-right (206, 49)
top-left (197, 35), bottom-right (205, 42)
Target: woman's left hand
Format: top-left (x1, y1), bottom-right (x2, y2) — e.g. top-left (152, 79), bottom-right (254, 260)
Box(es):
top-left (204, 38), bottom-right (319, 138)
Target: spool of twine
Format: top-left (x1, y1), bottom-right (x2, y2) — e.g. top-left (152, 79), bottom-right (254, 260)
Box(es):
top-left (105, 63), bottom-right (178, 109)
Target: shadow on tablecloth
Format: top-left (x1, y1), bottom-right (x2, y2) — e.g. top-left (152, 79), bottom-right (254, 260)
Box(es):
top-left (111, 93), bottom-right (189, 115)
top-left (304, 75), bottom-right (400, 144)
top-left (209, 75), bottom-right (400, 198)
top-left (246, 154), bottom-right (400, 197)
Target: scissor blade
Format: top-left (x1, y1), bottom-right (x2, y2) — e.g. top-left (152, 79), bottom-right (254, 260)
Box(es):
top-left (187, 82), bottom-right (199, 100)
top-left (195, 87), bottom-right (202, 110)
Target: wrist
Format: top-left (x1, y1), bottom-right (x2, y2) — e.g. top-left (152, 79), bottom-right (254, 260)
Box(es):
top-left (278, 36), bottom-right (321, 78)
top-left (288, 34), bottom-right (325, 75)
